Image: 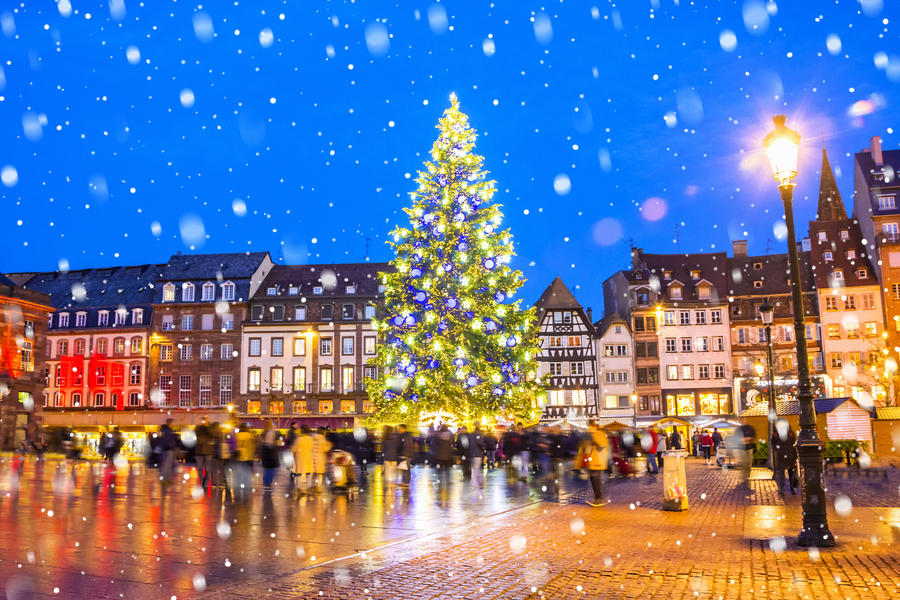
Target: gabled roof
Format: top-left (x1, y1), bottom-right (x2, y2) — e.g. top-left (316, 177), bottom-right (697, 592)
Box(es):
top-left (817, 148), bottom-right (848, 221)
top-left (534, 277), bottom-right (583, 311)
top-left (252, 263), bottom-right (391, 299)
top-left (631, 250), bottom-right (729, 301)
top-left (740, 397), bottom-right (871, 417)
top-left (16, 264), bottom-right (165, 310)
top-left (594, 312), bottom-right (630, 337)
top-left (159, 252), bottom-right (270, 281)
top-left (726, 251), bottom-right (816, 295)
top-left (854, 147), bottom-right (900, 190)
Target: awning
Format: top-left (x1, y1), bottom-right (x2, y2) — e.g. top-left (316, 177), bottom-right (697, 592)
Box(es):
top-left (649, 417), bottom-right (693, 429)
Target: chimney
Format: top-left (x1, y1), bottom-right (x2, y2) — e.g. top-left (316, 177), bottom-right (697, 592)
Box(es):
top-left (586, 307), bottom-right (593, 323)
top-left (631, 247), bottom-right (643, 270)
top-left (871, 135), bottom-right (884, 166)
top-left (732, 239), bottom-right (748, 258)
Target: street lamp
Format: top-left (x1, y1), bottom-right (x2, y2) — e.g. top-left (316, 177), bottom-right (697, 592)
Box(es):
top-left (630, 393), bottom-right (638, 428)
top-left (759, 300), bottom-right (776, 470)
top-left (763, 115), bottom-right (834, 547)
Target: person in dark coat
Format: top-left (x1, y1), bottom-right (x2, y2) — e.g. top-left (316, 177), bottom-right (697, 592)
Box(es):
top-left (456, 426), bottom-right (472, 480)
top-left (483, 430), bottom-right (498, 469)
top-left (669, 429), bottom-right (682, 451)
top-left (771, 426), bottom-right (798, 496)
top-left (469, 425), bottom-right (485, 486)
top-left (159, 419), bottom-right (180, 485)
top-left (433, 424), bottom-right (454, 487)
top-left (382, 425), bottom-right (400, 486)
top-left (397, 424), bottom-right (415, 485)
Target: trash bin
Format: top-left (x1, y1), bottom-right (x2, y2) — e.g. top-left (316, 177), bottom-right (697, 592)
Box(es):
top-left (662, 449), bottom-right (688, 511)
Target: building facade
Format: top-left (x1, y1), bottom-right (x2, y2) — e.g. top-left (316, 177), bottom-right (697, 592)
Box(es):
top-left (149, 252), bottom-right (273, 421)
top-left (595, 313), bottom-right (636, 424)
top-left (239, 263), bottom-right (386, 427)
top-left (534, 278), bottom-right (599, 424)
top-left (810, 150), bottom-right (885, 403)
top-left (726, 241), bottom-right (828, 412)
top-left (852, 136), bottom-right (900, 404)
top-left (0, 275), bottom-right (53, 450)
top-left (18, 265), bottom-right (162, 433)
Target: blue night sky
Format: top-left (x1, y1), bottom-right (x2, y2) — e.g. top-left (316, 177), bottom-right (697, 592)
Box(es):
top-left (1, 1), bottom-right (897, 312)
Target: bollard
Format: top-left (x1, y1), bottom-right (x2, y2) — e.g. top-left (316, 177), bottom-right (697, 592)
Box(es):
top-left (662, 450), bottom-right (688, 511)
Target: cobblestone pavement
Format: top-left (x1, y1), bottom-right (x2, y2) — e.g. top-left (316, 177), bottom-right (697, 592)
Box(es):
top-left (0, 457), bottom-right (897, 599)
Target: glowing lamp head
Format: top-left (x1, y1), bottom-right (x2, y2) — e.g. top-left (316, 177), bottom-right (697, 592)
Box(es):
top-left (754, 363), bottom-right (765, 376)
top-left (759, 300), bottom-right (774, 326)
top-left (763, 115), bottom-right (800, 188)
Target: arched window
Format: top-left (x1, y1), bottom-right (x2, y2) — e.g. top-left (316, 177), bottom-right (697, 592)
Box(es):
top-left (57, 340), bottom-right (69, 357)
top-left (74, 338), bottom-right (86, 355)
top-left (182, 282), bottom-right (195, 302)
top-left (113, 337), bottom-right (126, 356)
top-left (130, 336), bottom-right (143, 355)
top-left (202, 281), bottom-right (216, 301)
top-left (96, 338), bottom-right (108, 355)
top-left (94, 392), bottom-right (105, 407)
top-left (162, 283), bottom-right (175, 302)
top-left (71, 393), bottom-right (82, 407)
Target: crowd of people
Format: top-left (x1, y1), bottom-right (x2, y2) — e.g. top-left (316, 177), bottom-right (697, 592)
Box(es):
top-left (41, 416), bottom-right (774, 505)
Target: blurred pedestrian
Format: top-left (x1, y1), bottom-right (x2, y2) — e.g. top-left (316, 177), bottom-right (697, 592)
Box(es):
top-left (382, 425), bottom-right (399, 485)
top-left (483, 429), bottom-right (498, 470)
top-left (235, 424), bottom-right (257, 498)
top-left (711, 428), bottom-right (723, 453)
top-left (260, 421), bottom-right (280, 492)
top-left (194, 417), bottom-right (213, 487)
top-left (291, 425), bottom-right (313, 494)
top-left (311, 427), bottom-right (332, 492)
top-left (643, 428), bottom-right (659, 474)
top-left (738, 418), bottom-right (757, 486)
top-left (398, 424), bottom-right (414, 486)
top-left (700, 429), bottom-right (713, 465)
top-left (771, 425), bottom-right (798, 496)
top-left (691, 430), bottom-right (701, 457)
top-left (585, 420), bottom-right (610, 506)
top-left (470, 425), bottom-right (485, 487)
top-left (433, 424), bottom-right (454, 487)
top-left (669, 429), bottom-right (682, 451)
top-left (656, 429), bottom-right (667, 470)
top-left (456, 426), bottom-right (472, 480)
top-left (159, 419), bottom-right (179, 486)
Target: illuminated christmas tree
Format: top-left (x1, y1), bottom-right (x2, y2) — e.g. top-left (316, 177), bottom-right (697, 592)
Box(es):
top-left (367, 94), bottom-right (540, 425)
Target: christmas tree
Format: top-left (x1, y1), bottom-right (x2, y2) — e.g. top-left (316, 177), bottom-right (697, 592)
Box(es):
top-left (367, 94), bottom-right (540, 425)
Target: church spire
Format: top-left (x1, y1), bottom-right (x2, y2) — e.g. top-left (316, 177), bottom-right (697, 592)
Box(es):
top-left (817, 148), bottom-right (847, 221)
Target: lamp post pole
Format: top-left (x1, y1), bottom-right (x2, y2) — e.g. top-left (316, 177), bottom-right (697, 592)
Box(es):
top-left (764, 115), bottom-right (834, 547)
top-left (759, 301), bottom-right (776, 470)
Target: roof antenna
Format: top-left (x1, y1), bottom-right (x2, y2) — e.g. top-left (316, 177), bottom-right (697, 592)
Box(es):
top-left (764, 238), bottom-right (775, 256)
top-left (365, 236), bottom-right (372, 261)
top-left (672, 224), bottom-right (681, 249)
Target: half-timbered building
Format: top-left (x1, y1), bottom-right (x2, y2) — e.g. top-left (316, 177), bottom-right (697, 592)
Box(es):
top-left (533, 277), bottom-right (599, 423)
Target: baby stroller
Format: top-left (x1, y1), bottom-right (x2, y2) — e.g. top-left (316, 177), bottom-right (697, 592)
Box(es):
top-left (329, 449), bottom-right (358, 495)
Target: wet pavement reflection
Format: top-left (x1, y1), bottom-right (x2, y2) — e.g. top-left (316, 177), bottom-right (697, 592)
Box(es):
top-left (0, 458), bottom-right (589, 599)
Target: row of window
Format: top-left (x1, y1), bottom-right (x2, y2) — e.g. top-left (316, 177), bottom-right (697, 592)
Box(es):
top-left (547, 335), bottom-right (583, 348)
top-left (160, 343), bottom-right (234, 362)
top-left (545, 389), bottom-right (588, 405)
top-left (161, 313), bottom-right (234, 331)
top-left (247, 336), bottom-right (377, 358)
top-left (825, 322), bottom-right (879, 339)
top-left (603, 395), bottom-right (632, 409)
top-left (246, 365), bottom-right (378, 394)
top-left (158, 375), bottom-right (232, 406)
top-left (246, 399), bottom-right (376, 415)
top-left (603, 344), bottom-right (628, 357)
top-left (634, 309), bottom-right (724, 331)
top-left (547, 362), bottom-right (587, 376)
top-left (663, 336), bottom-right (726, 353)
top-left (665, 364), bottom-right (728, 381)
top-left (46, 391), bottom-right (143, 408)
top-left (55, 309), bottom-right (143, 328)
top-left (52, 363), bottom-right (142, 388)
top-left (603, 371), bottom-right (629, 384)
top-left (162, 281), bottom-right (236, 303)
top-left (265, 283), bottom-right (383, 297)
top-left (250, 303), bottom-right (376, 322)
top-left (666, 393), bottom-right (731, 416)
top-left (54, 336), bottom-right (144, 358)
top-left (828, 351), bottom-right (881, 370)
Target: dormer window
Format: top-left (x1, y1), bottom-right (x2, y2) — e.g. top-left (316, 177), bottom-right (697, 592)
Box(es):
top-left (846, 250), bottom-right (856, 259)
top-left (753, 281), bottom-right (763, 288)
top-left (824, 251), bottom-right (833, 261)
top-left (267, 286), bottom-right (278, 296)
top-left (182, 282), bottom-right (195, 302)
top-left (753, 262), bottom-right (763, 270)
top-left (58, 313), bottom-right (70, 328)
top-left (201, 282), bottom-right (215, 301)
top-left (877, 195), bottom-right (896, 210)
top-left (857, 268), bottom-right (868, 279)
top-left (669, 284), bottom-right (682, 300)
top-left (839, 229), bottom-right (850, 241)
top-left (313, 286), bottom-right (323, 295)
top-left (817, 231), bottom-right (827, 242)
top-left (289, 286), bottom-right (299, 296)
top-left (221, 281), bottom-right (235, 301)
top-left (690, 270), bottom-right (700, 280)
top-left (635, 290), bottom-right (649, 306)
top-left (833, 269), bottom-right (844, 281)
top-left (378, 284), bottom-right (386, 293)
top-left (697, 283), bottom-right (710, 299)
top-left (98, 310), bottom-right (109, 326)
top-left (162, 283), bottom-right (175, 302)
top-left (663, 270), bottom-right (672, 280)
top-left (346, 285), bottom-right (357, 294)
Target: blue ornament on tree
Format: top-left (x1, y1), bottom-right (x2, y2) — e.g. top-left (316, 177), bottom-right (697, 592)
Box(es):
top-left (426, 358), bottom-right (440, 369)
top-left (506, 336), bottom-right (517, 347)
top-left (438, 321), bottom-right (448, 333)
top-left (410, 267), bottom-right (423, 278)
top-left (436, 174), bottom-right (449, 187)
top-left (414, 291), bottom-right (428, 303)
top-left (483, 257), bottom-right (496, 270)
top-left (494, 291), bottom-right (506, 303)
top-left (391, 316), bottom-right (404, 326)
top-left (404, 314), bottom-right (417, 326)
top-left (446, 297), bottom-right (459, 309)
top-left (457, 240), bottom-right (469, 252)
top-left (483, 318), bottom-right (498, 333)
top-left (465, 375), bottom-right (478, 388)
top-left (492, 386), bottom-right (504, 396)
